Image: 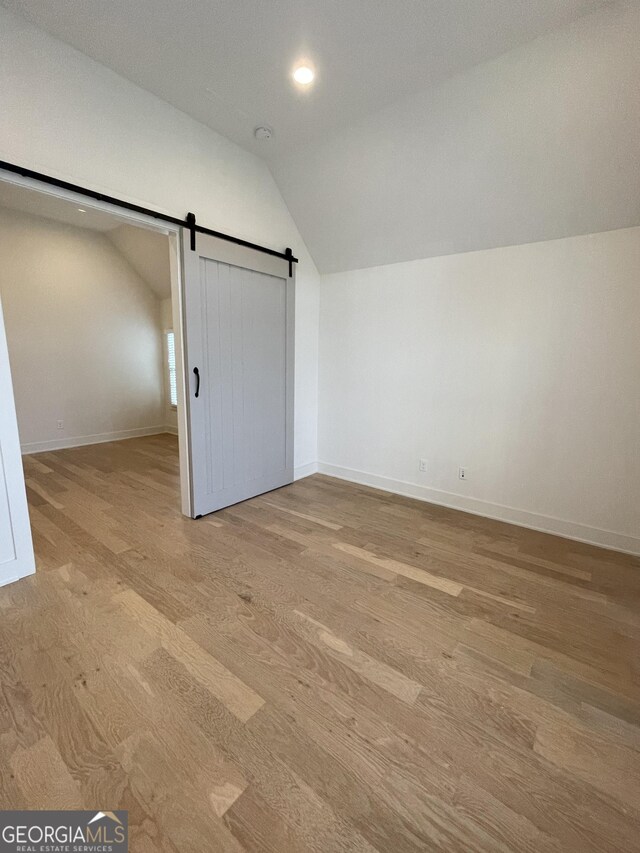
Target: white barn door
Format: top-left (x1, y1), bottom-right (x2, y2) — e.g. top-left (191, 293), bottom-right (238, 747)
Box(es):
top-left (182, 231), bottom-right (294, 517)
top-left (0, 298), bottom-right (35, 585)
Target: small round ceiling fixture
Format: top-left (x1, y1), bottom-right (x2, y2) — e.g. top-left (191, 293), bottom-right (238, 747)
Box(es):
top-left (293, 65), bottom-right (315, 86)
top-left (254, 125), bottom-right (273, 141)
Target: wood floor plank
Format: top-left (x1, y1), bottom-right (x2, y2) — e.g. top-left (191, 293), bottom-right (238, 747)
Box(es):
top-left (534, 715), bottom-right (640, 812)
top-left (333, 542), bottom-right (465, 595)
top-left (259, 499), bottom-right (344, 530)
top-left (0, 435), bottom-right (637, 852)
top-left (10, 735), bottom-right (83, 809)
top-left (142, 647), bottom-right (379, 853)
top-left (289, 609), bottom-right (423, 704)
top-left (452, 775), bottom-right (563, 853)
top-left (114, 587), bottom-right (265, 723)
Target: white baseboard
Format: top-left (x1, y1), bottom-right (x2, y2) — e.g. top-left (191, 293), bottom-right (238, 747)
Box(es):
top-left (294, 461), bottom-right (318, 480)
top-left (318, 462), bottom-right (640, 557)
top-left (163, 425), bottom-right (179, 436)
top-left (21, 425), bottom-right (169, 455)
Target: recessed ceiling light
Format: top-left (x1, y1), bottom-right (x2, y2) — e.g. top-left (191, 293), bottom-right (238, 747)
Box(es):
top-left (254, 125), bottom-right (273, 141)
top-left (293, 65), bottom-right (315, 86)
top-left (77, 208), bottom-right (86, 213)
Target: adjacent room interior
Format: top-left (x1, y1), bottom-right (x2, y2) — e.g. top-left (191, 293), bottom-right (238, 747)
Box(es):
top-left (0, 1), bottom-right (638, 851)
top-left (0, 182), bottom-right (183, 537)
top-left (0, 184), bottom-right (178, 451)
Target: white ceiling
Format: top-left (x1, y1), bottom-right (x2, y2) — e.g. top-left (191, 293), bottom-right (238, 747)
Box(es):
top-left (0, 181), bottom-right (125, 232)
top-left (0, 0), bottom-right (610, 160)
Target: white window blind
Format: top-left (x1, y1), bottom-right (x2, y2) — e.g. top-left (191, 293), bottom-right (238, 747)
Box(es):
top-left (166, 330), bottom-right (177, 407)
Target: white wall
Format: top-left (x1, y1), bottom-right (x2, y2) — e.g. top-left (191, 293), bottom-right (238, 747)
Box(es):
top-left (109, 225), bottom-right (172, 299)
top-left (319, 227), bottom-right (640, 554)
top-left (0, 208), bottom-right (167, 452)
top-left (273, 1), bottom-right (640, 273)
top-left (0, 4), bottom-right (319, 472)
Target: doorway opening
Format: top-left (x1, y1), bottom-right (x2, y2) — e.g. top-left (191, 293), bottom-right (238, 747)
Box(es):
top-left (0, 174), bottom-right (191, 576)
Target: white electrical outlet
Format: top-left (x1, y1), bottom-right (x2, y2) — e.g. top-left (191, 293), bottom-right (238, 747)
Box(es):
top-left (458, 467), bottom-right (467, 480)
top-left (56, 420), bottom-right (64, 430)
top-left (419, 458), bottom-right (427, 473)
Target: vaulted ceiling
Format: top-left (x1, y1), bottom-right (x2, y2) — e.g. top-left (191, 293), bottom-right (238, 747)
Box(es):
top-left (3, 0), bottom-right (637, 273)
top-left (271, 1), bottom-right (640, 271)
top-left (0, 0), bottom-right (609, 158)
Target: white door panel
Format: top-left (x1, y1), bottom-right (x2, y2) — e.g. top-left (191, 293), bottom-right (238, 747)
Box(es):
top-left (182, 232), bottom-right (294, 516)
top-left (0, 299), bottom-right (35, 585)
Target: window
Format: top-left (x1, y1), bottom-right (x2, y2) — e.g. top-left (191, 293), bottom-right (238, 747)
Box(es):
top-left (165, 330), bottom-right (177, 408)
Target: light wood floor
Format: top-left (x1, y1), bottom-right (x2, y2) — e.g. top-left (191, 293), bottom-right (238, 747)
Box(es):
top-left (1, 434), bottom-right (639, 851)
